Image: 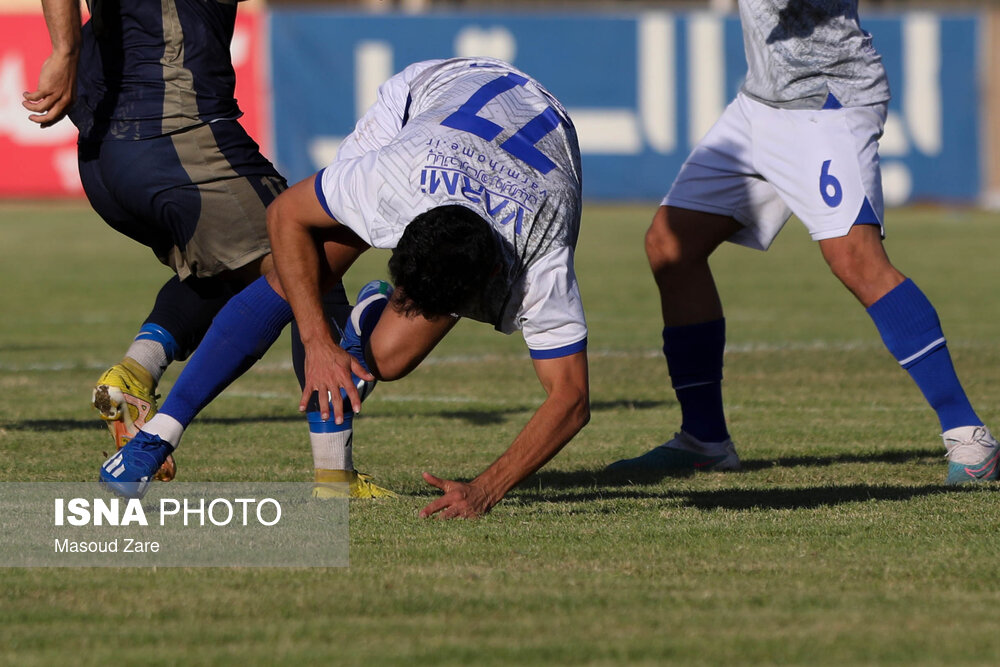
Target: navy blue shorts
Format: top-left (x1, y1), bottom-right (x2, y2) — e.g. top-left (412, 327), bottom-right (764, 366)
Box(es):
top-left (78, 119), bottom-right (286, 280)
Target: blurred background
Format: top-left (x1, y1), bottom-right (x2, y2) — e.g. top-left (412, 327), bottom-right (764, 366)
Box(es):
top-left (3, 0), bottom-right (999, 206)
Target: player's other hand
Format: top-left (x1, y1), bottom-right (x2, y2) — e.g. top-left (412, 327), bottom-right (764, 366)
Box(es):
top-left (300, 339), bottom-right (374, 424)
top-left (23, 54), bottom-right (77, 128)
top-left (419, 472), bottom-right (495, 519)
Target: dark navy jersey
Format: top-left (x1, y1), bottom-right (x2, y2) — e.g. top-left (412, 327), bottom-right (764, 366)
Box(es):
top-left (71, 0), bottom-right (243, 141)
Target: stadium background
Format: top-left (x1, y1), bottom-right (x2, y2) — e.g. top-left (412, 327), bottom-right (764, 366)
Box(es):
top-left (3, 0), bottom-right (1000, 207)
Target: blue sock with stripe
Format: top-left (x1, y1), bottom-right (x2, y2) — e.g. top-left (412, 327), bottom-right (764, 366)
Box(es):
top-left (134, 323), bottom-right (181, 360)
top-left (662, 319), bottom-right (729, 443)
top-left (158, 277), bottom-right (293, 428)
top-left (867, 279), bottom-right (981, 431)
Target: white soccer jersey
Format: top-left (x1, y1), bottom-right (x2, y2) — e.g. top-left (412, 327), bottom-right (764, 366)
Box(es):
top-left (316, 58), bottom-right (586, 358)
top-left (738, 0), bottom-right (890, 110)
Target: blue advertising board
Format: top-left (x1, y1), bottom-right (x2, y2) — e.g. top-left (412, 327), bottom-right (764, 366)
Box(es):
top-left (269, 10), bottom-right (980, 203)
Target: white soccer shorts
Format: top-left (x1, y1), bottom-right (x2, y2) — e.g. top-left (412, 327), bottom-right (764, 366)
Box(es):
top-left (663, 93), bottom-right (887, 251)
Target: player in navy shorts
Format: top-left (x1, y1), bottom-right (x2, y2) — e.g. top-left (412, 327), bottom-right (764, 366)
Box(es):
top-left (25, 0), bottom-right (385, 495)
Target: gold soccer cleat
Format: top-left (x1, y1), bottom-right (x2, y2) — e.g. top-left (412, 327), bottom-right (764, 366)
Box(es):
top-left (312, 469), bottom-right (397, 499)
top-left (92, 359), bottom-right (175, 482)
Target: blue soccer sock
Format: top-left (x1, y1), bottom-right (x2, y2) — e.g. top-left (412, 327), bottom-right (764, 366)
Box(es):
top-left (662, 319), bottom-right (730, 443)
top-left (133, 322), bottom-right (181, 359)
top-left (146, 277), bottom-right (294, 444)
top-left (867, 279), bottom-right (981, 432)
top-left (292, 284), bottom-right (352, 400)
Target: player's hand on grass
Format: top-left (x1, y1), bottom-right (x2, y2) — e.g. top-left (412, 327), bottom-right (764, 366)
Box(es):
top-left (301, 338), bottom-right (373, 424)
top-left (419, 472), bottom-right (495, 519)
top-left (23, 54), bottom-right (77, 128)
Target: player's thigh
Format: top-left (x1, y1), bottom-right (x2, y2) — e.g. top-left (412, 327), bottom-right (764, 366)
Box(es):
top-left (156, 121), bottom-right (287, 280)
top-left (78, 140), bottom-right (172, 251)
top-left (663, 96), bottom-right (792, 252)
top-left (751, 100), bottom-right (886, 242)
top-left (83, 125), bottom-right (282, 278)
top-left (647, 206), bottom-right (743, 266)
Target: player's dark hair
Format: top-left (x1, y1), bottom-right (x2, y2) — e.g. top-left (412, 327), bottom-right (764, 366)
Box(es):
top-left (388, 205), bottom-right (500, 318)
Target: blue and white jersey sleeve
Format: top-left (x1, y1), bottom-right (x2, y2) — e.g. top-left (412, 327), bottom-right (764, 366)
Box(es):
top-left (503, 245), bottom-right (588, 359)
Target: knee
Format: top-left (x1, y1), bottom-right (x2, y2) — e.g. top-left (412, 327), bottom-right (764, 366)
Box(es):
top-left (824, 250), bottom-right (865, 287)
top-left (645, 206), bottom-right (728, 275)
top-left (821, 235), bottom-right (905, 306)
top-left (822, 234), bottom-right (880, 286)
top-left (644, 211), bottom-right (686, 273)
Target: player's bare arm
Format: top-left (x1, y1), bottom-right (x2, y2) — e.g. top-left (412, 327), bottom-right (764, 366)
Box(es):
top-left (420, 350), bottom-right (590, 519)
top-left (267, 174), bottom-right (372, 423)
top-left (24, 0), bottom-right (81, 127)
top-left (365, 300), bottom-right (458, 381)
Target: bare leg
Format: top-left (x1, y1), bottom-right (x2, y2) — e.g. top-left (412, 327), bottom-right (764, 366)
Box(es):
top-left (606, 206), bottom-right (745, 473)
top-left (646, 205), bottom-right (743, 326)
top-left (819, 224), bottom-right (996, 483)
top-left (817, 224), bottom-right (904, 307)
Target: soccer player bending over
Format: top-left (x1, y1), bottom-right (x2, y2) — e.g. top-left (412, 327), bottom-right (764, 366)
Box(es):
top-left (608, 0), bottom-right (998, 484)
top-left (100, 58), bottom-right (590, 518)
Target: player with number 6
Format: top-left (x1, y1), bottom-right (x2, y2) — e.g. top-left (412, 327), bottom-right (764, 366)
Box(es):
top-left (100, 58), bottom-right (590, 518)
top-left (608, 0), bottom-right (998, 483)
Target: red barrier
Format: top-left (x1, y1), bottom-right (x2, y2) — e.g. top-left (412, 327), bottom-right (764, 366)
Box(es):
top-left (0, 11), bottom-right (267, 199)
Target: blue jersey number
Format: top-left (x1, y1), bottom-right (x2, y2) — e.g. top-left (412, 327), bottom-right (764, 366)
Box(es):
top-left (819, 159), bottom-right (843, 208)
top-left (441, 72), bottom-right (560, 174)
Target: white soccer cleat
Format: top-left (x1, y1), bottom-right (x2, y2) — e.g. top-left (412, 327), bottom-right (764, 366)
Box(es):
top-left (944, 425), bottom-right (1000, 485)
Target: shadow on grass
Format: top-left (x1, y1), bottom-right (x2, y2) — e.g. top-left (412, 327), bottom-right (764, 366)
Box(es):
top-left (494, 448), bottom-right (977, 511)
top-left (6, 399), bottom-right (670, 432)
top-left (590, 400), bottom-right (670, 412)
top-left (6, 415), bottom-right (304, 433)
top-left (429, 399), bottom-right (669, 425)
top-left (520, 482), bottom-right (976, 511)
top-left (519, 448), bottom-right (942, 490)
top-left (407, 469), bottom-right (980, 510)
top-left (682, 483), bottom-right (977, 510)
top-left (738, 447), bottom-right (943, 472)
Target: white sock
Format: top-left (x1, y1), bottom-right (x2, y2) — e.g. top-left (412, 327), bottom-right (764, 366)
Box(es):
top-left (141, 414), bottom-right (185, 449)
top-left (124, 339), bottom-right (169, 386)
top-left (310, 425), bottom-right (354, 471)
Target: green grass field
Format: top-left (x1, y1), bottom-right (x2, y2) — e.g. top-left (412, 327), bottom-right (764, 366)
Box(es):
top-left (2, 202), bottom-right (999, 665)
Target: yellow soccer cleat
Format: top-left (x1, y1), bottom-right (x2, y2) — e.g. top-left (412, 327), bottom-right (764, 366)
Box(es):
top-left (312, 469), bottom-right (397, 499)
top-left (92, 359), bottom-right (175, 482)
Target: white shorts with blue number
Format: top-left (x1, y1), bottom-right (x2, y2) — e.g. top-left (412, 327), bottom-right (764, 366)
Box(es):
top-left (663, 93), bottom-right (887, 251)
